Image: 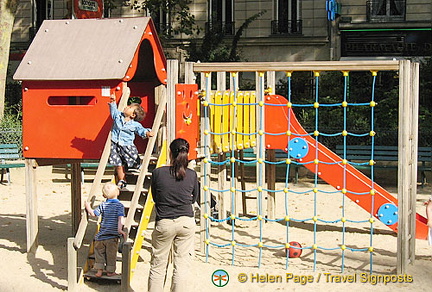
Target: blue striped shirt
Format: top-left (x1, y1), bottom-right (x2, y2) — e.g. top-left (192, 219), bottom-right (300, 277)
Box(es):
top-left (93, 199), bottom-right (125, 241)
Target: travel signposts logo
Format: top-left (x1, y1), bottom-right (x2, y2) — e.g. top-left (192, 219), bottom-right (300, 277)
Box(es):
top-left (212, 269), bottom-right (229, 287)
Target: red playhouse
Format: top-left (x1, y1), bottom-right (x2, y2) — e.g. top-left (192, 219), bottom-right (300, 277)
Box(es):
top-left (13, 17), bottom-right (167, 160)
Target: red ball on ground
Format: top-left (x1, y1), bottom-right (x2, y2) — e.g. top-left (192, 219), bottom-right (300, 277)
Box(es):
top-left (286, 241), bottom-right (302, 258)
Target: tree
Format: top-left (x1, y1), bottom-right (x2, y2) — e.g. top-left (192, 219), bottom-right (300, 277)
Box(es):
top-left (186, 10), bottom-right (267, 62)
top-left (0, 0), bottom-right (19, 120)
top-left (123, 0), bottom-right (199, 38)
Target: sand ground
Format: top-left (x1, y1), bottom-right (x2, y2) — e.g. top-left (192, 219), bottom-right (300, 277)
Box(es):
top-left (0, 165), bottom-right (432, 291)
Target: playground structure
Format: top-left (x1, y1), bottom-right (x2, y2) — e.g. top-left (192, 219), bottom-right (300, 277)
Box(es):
top-left (12, 17), bottom-right (425, 290)
top-left (13, 17), bottom-right (169, 289)
top-left (192, 60), bottom-right (423, 274)
top-left (14, 17), bottom-right (166, 160)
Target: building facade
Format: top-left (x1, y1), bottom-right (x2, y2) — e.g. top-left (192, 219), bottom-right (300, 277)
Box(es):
top-left (338, 0), bottom-right (431, 60)
top-left (9, 1), bottom-right (432, 65)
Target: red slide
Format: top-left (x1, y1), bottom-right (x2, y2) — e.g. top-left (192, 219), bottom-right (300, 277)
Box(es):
top-left (264, 94), bottom-right (428, 240)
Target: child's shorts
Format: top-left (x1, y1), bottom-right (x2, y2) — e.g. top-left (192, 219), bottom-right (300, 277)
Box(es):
top-left (109, 142), bottom-right (140, 169)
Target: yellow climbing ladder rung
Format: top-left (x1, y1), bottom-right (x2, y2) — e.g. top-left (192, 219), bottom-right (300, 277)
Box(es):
top-left (211, 91), bottom-right (223, 153)
top-left (236, 92), bottom-right (244, 150)
top-left (129, 140), bottom-right (168, 279)
top-left (221, 91), bottom-right (230, 152)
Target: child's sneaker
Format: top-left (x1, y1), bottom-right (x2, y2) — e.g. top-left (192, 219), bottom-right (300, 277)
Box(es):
top-left (117, 180), bottom-right (127, 190)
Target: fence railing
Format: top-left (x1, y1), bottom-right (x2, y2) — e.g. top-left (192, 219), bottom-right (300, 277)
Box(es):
top-left (205, 21), bottom-right (235, 35)
top-left (271, 20), bottom-right (302, 35)
top-left (366, 0), bottom-right (406, 22)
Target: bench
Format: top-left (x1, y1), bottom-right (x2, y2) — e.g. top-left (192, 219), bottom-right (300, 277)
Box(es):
top-left (0, 143), bottom-right (25, 184)
top-left (212, 148), bottom-right (301, 183)
top-left (335, 145), bottom-right (432, 185)
top-left (52, 161), bottom-right (115, 183)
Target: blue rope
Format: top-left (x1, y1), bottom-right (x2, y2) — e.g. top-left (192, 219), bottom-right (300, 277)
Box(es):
top-left (201, 69), bottom-right (379, 272)
top-left (207, 214), bottom-right (371, 224)
top-left (210, 101), bottom-right (371, 107)
top-left (341, 72), bottom-right (349, 272)
top-left (257, 73), bottom-right (265, 268)
top-left (203, 74), bottom-right (212, 263)
top-left (217, 129), bottom-right (372, 137)
top-left (230, 73), bottom-right (239, 266)
top-left (369, 72), bottom-right (377, 273)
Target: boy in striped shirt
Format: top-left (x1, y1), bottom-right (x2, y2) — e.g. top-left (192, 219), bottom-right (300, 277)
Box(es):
top-left (85, 182), bottom-right (126, 277)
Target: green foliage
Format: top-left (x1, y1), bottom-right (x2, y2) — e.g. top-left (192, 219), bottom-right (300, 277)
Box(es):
top-left (187, 30), bottom-right (229, 62)
top-left (1, 78), bottom-right (22, 146)
top-left (4, 80), bottom-right (22, 120)
top-left (0, 111), bottom-right (21, 130)
top-left (186, 10), bottom-right (267, 63)
top-left (0, 111), bottom-right (22, 148)
top-left (128, 96), bottom-right (142, 104)
top-left (276, 70), bottom-right (400, 134)
top-left (123, 0), bottom-right (199, 38)
top-left (229, 10), bottom-right (267, 61)
top-left (418, 58), bottom-right (432, 131)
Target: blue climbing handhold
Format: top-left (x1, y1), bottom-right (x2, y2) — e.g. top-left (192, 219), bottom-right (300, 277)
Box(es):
top-left (377, 203), bottom-right (398, 225)
top-left (288, 138), bottom-right (308, 159)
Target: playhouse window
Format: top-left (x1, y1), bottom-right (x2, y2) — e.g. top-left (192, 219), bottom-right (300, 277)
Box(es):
top-left (48, 96), bottom-right (97, 106)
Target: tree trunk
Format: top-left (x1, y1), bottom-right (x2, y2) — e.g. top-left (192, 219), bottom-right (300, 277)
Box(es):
top-left (0, 0), bottom-right (19, 120)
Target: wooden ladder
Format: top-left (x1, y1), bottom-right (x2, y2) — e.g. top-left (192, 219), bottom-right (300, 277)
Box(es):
top-left (69, 83), bottom-right (167, 289)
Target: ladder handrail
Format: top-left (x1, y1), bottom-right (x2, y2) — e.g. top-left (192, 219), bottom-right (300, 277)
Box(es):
top-left (73, 84), bottom-right (130, 249)
top-left (124, 87), bottom-right (167, 232)
top-left (129, 140), bottom-right (167, 278)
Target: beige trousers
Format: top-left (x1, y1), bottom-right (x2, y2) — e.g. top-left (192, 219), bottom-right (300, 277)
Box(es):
top-left (148, 216), bottom-right (195, 292)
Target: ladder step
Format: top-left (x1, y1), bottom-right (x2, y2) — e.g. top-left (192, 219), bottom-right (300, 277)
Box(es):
top-left (121, 201), bottom-right (143, 209)
top-left (84, 270), bottom-right (122, 281)
top-left (244, 196), bottom-right (256, 199)
top-left (82, 90), bottom-right (166, 280)
top-left (138, 155), bottom-right (158, 163)
top-left (126, 169), bottom-right (141, 175)
top-left (126, 170), bottom-right (153, 177)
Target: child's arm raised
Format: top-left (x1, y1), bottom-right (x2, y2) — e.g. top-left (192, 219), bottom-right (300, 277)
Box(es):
top-left (109, 94), bottom-right (121, 119)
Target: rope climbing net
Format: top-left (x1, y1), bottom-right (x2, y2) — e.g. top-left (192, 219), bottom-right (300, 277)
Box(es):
top-left (195, 61), bottom-right (413, 273)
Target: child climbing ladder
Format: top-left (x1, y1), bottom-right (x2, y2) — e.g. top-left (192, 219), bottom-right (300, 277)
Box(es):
top-left (107, 93), bottom-right (154, 190)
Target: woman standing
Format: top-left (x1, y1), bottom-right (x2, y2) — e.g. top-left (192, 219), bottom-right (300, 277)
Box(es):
top-left (148, 138), bottom-right (199, 292)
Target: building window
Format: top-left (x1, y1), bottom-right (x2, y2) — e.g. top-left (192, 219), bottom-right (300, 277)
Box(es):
top-left (367, 0), bottom-right (405, 22)
top-left (152, 5), bottom-right (172, 36)
top-left (30, 0), bottom-right (53, 39)
top-left (206, 0), bottom-right (235, 35)
top-left (272, 0), bottom-right (302, 35)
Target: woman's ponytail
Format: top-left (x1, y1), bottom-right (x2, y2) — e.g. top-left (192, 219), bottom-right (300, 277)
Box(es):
top-left (169, 138), bottom-right (190, 180)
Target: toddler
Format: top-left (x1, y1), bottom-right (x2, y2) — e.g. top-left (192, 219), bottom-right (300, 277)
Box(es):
top-left (85, 182), bottom-right (126, 277)
top-left (109, 94), bottom-right (154, 189)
